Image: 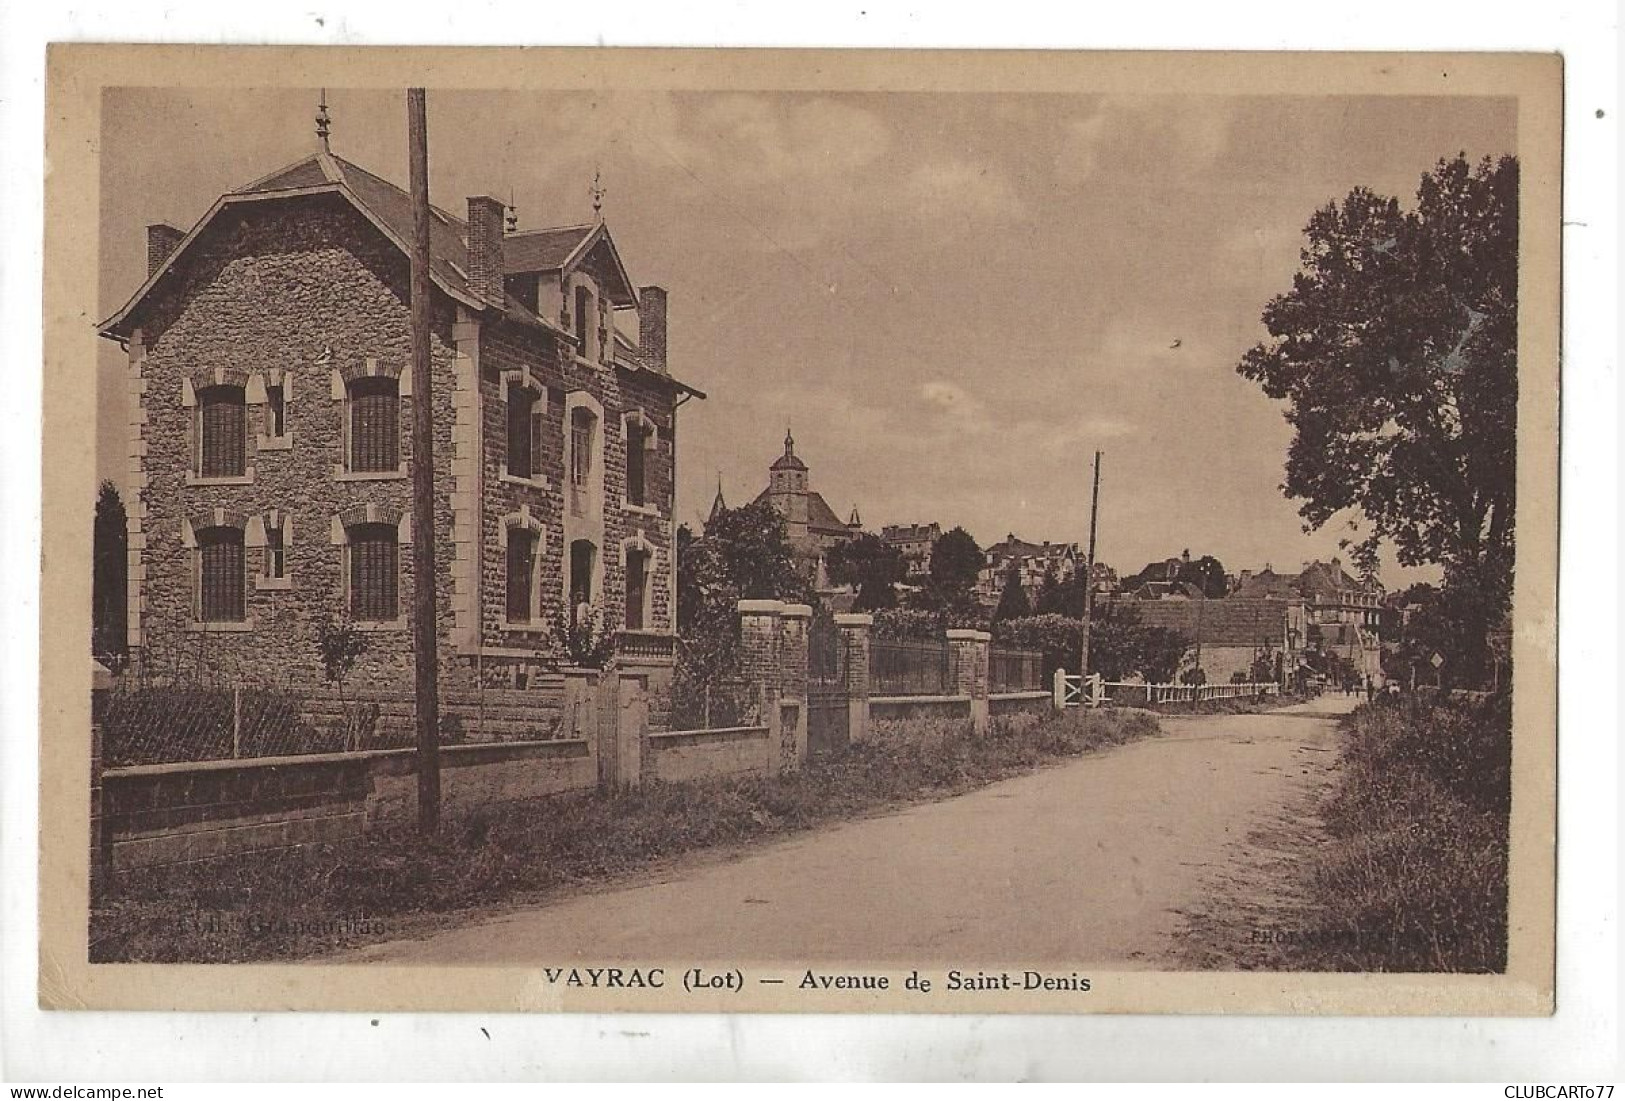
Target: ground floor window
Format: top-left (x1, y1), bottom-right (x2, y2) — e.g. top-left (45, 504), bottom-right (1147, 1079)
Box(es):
top-left (197, 526), bottom-right (245, 622)
top-left (349, 522), bottom-right (399, 621)
top-left (507, 527), bottom-right (538, 623)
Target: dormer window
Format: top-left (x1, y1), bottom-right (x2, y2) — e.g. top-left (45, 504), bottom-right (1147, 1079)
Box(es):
top-left (575, 285), bottom-right (595, 361)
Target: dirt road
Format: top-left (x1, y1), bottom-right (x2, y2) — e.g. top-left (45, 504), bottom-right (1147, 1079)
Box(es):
top-left (341, 695), bottom-right (1355, 968)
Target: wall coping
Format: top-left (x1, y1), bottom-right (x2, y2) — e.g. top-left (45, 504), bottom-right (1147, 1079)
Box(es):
top-left (833, 613), bottom-right (874, 627)
top-left (649, 725), bottom-right (769, 742)
top-left (990, 691), bottom-right (1051, 701)
top-left (737, 599), bottom-right (784, 615)
top-left (779, 603), bottom-right (813, 619)
top-left (945, 628), bottom-right (982, 641)
top-left (104, 738), bottom-right (592, 779)
top-left (871, 694), bottom-right (970, 706)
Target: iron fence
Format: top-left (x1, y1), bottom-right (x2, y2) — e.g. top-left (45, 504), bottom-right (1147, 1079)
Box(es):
top-left (868, 637), bottom-right (951, 697)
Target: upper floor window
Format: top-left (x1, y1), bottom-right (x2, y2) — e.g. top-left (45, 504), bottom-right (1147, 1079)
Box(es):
top-left (506, 382), bottom-right (542, 480)
top-left (625, 417), bottom-right (652, 508)
top-left (264, 517), bottom-right (286, 580)
top-left (570, 406), bottom-right (597, 489)
top-left (265, 383), bottom-right (287, 439)
top-left (197, 525), bottom-right (246, 622)
top-left (198, 385), bottom-right (246, 477)
top-left (348, 522), bottom-right (399, 622)
top-left (347, 376), bottom-right (399, 473)
top-left (575, 285), bottom-right (595, 360)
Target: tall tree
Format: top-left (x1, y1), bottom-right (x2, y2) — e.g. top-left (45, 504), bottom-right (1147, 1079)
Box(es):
top-left (92, 480), bottom-right (128, 667)
top-left (926, 526), bottom-right (984, 612)
top-left (825, 531), bottom-right (905, 611)
top-left (1237, 153), bottom-right (1517, 684)
top-left (993, 563), bottom-right (1031, 622)
top-left (1175, 554), bottom-right (1229, 598)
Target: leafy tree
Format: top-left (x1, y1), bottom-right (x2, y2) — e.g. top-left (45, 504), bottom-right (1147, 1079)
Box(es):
top-left (825, 531), bottom-right (905, 611)
top-left (994, 604), bottom-right (1189, 684)
top-left (1175, 554), bottom-right (1229, 599)
top-left (1237, 153), bottom-right (1517, 685)
top-left (92, 480), bottom-right (128, 668)
top-left (993, 563), bottom-right (1031, 622)
top-left (675, 501), bottom-right (812, 708)
top-left (927, 526), bottom-right (984, 612)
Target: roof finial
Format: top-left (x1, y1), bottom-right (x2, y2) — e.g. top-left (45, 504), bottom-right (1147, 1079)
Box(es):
top-left (590, 168), bottom-right (606, 223)
top-left (506, 187), bottom-right (518, 234)
top-left (315, 88), bottom-right (332, 153)
top-left (784, 425), bottom-right (795, 457)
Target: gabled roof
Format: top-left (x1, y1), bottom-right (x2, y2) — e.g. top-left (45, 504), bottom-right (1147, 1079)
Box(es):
top-left (102, 151), bottom-right (597, 339)
top-left (1130, 598), bottom-right (1293, 647)
top-left (504, 221), bottom-right (637, 307)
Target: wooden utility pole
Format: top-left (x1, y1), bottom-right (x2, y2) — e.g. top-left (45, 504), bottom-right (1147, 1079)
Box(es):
top-left (1078, 450), bottom-right (1102, 681)
top-left (407, 88), bottom-right (441, 834)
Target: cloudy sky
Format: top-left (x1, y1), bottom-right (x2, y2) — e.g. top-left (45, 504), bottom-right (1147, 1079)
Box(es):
top-left (98, 88), bottom-right (1514, 583)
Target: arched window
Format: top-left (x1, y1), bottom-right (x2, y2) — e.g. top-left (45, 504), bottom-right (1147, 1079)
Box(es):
top-left (197, 526), bottom-right (245, 622)
top-left (198, 385), bottom-right (246, 477)
top-left (348, 522), bottom-right (399, 621)
top-left (348, 376), bottom-right (399, 473)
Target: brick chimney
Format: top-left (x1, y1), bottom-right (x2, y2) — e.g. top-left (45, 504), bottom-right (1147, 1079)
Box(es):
top-left (465, 196), bottom-right (507, 306)
top-left (638, 285), bottom-right (668, 373)
top-left (146, 224), bottom-right (185, 277)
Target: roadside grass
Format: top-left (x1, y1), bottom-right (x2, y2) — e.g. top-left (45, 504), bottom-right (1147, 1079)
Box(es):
top-left (1146, 691), bottom-right (1309, 717)
top-left (1181, 692), bottom-right (1510, 972)
top-left (91, 706), bottom-right (1161, 964)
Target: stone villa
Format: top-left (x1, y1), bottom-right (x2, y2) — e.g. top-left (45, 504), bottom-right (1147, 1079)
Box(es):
top-left (99, 123), bottom-right (703, 695)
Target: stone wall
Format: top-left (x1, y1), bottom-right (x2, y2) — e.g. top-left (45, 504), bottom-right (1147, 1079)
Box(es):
top-left (126, 191), bottom-right (680, 701)
top-left (131, 196), bottom-right (462, 693)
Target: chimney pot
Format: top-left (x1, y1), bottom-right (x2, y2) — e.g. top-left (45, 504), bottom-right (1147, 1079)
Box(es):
top-left (465, 196), bottom-right (507, 306)
top-left (638, 285), bottom-right (668, 374)
top-left (145, 224), bottom-right (185, 277)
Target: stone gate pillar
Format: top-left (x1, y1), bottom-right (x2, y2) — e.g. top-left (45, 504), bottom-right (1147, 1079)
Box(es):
top-left (738, 599), bottom-right (784, 761)
top-left (778, 604), bottom-right (811, 771)
top-left (834, 613), bottom-right (872, 743)
top-left (947, 629), bottom-right (992, 735)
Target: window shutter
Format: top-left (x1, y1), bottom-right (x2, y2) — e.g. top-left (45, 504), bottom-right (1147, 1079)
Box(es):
top-left (349, 378), bottom-right (399, 473)
top-left (200, 387), bottom-right (246, 477)
top-left (199, 528), bottom-right (245, 621)
top-left (350, 524), bottom-right (399, 620)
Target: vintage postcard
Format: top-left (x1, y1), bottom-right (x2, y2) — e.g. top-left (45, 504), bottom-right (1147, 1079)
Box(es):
top-left (40, 45), bottom-right (1559, 1013)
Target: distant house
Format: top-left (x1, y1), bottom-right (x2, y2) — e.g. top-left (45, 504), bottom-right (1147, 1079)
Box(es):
top-left (1233, 557), bottom-right (1384, 681)
top-left (976, 534), bottom-right (1080, 606)
top-left (1128, 598), bottom-right (1306, 685)
top-left (880, 522), bottom-right (942, 581)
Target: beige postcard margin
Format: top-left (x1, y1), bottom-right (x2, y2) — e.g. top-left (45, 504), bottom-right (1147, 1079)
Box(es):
top-left (39, 44), bottom-right (1560, 1014)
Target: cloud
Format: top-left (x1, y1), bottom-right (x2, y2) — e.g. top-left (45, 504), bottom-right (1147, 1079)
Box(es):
top-left (900, 159), bottom-right (1030, 224)
top-left (1055, 96), bottom-right (1239, 184)
top-left (919, 379), bottom-right (992, 434)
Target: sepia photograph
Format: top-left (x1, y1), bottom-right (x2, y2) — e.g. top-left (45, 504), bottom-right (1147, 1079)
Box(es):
top-left (40, 45), bottom-right (1560, 1015)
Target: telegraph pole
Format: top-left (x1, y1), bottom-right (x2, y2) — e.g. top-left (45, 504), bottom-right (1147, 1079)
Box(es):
top-left (407, 88), bottom-right (441, 834)
top-left (1078, 450), bottom-right (1102, 681)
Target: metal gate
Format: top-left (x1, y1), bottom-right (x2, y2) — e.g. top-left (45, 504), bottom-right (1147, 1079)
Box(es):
top-left (806, 617), bottom-right (849, 756)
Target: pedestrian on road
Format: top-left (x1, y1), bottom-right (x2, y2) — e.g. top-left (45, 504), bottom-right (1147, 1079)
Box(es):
top-left (1364, 675), bottom-right (1375, 703)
